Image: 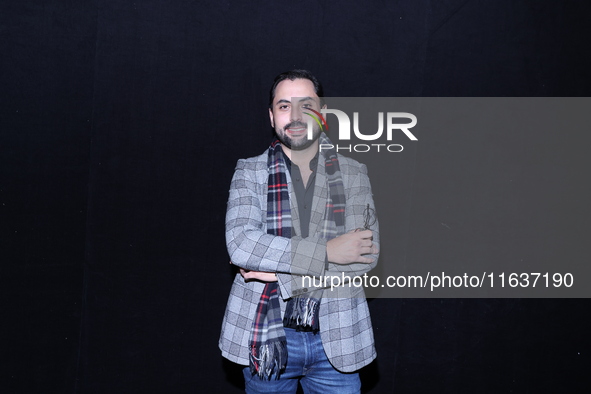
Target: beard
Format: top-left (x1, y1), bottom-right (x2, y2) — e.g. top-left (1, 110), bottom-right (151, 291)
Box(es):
top-left (276, 120), bottom-right (322, 151)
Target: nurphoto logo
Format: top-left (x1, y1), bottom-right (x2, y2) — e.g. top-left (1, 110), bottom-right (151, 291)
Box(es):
top-left (304, 108), bottom-right (418, 153)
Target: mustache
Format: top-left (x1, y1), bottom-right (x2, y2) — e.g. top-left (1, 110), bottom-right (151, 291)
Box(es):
top-left (284, 121), bottom-right (307, 129)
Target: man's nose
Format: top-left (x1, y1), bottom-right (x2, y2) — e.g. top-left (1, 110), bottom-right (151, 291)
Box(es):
top-left (290, 105), bottom-right (303, 121)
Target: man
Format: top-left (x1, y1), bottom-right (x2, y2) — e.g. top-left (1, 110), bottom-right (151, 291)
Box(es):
top-left (220, 70), bottom-right (379, 394)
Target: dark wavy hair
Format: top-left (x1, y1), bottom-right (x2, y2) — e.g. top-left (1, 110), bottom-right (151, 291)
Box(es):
top-left (268, 69), bottom-right (324, 107)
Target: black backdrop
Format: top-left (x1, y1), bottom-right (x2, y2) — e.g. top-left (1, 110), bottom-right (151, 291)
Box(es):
top-left (2, 1), bottom-right (590, 393)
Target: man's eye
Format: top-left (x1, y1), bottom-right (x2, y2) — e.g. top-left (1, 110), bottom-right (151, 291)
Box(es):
top-left (279, 105), bottom-right (289, 110)
top-left (302, 104), bottom-right (312, 109)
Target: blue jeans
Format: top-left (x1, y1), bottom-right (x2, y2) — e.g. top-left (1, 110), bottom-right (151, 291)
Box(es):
top-left (243, 328), bottom-right (361, 394)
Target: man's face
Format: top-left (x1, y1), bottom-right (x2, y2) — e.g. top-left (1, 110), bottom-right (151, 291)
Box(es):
top-left (269, 78), bottom-right (323, 151)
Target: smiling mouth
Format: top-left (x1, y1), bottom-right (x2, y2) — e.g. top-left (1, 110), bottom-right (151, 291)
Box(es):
top-left (286, 127), bottom-right (306, 136)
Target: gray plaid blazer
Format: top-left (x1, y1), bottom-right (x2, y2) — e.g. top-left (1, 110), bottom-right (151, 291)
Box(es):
top-left (219, 149), bottom-right (380, 373)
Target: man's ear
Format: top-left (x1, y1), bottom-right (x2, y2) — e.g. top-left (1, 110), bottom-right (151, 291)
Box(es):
top-left (269, 108), bottom-right (274, 128)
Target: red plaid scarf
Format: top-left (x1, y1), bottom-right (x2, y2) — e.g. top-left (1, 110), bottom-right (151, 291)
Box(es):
top-left (248, 139), bottom-right (290, 380)
top-left (249, 135), bottom-right (345, 379)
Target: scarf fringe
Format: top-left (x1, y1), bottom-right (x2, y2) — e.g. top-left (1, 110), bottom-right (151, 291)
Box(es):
top-left (284, 296), bottom-right (320, 331)
top-left (249, 340), bottom-right (288, 380)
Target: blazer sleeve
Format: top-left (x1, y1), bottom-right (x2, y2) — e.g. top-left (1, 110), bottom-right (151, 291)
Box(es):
top-left (225, 158), bottom-right (291, 273)
top-left (225, 158), bottom-right (326, 278)
top-left (326, 162), bottom-right (380, 276)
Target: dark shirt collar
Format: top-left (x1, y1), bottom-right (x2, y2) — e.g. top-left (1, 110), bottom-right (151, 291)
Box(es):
top-left (282, 151), bottom-right (319, 172)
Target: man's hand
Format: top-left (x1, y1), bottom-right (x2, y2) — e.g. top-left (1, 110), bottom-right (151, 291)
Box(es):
top-left (239, 268), bottom-right (278, 282)
top-left (326, 229), bottom-right (378, 265)
top-left (229, 261), bottom-right (278, 282)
